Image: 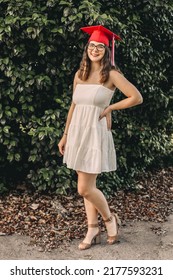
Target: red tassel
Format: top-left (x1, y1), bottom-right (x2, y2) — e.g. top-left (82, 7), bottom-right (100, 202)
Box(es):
top-left (111, 35), bottom-right (115, 66)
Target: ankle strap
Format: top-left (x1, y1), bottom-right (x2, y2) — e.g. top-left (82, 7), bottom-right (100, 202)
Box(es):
top-left (104, 215), bottom-right (113, 223)
top-left (88, 224), bottom-right (99, 228)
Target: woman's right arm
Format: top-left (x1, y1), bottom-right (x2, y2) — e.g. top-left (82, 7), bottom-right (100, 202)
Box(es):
top-left (58, 72), bottom-right (78, 155)
top-left (58, 102), bottom-right (76, 155)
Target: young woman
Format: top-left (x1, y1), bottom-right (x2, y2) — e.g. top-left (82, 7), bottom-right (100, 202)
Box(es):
top-left (58, 25), bottom-right (143, 250)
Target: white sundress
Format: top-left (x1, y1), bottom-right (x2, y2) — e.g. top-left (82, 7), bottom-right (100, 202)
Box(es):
top-left (63, 84), bottom-right (117, 174)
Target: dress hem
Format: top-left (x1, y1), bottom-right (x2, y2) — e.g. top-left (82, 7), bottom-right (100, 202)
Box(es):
top-left (63, 163), bottom-right (117, 174)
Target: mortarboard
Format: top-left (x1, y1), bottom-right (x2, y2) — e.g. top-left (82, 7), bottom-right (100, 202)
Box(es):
top-left (80, 25), bottom-right (121, 66)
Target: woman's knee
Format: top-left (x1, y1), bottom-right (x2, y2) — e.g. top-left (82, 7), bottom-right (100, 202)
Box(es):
top-left (77, 171), bottom-right (97, 197)
top-left (77, 183), bottom-right (89, 197)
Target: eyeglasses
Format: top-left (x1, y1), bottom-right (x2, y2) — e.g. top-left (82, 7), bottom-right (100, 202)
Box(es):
top-left (88, 43), bottom-right (105, 52)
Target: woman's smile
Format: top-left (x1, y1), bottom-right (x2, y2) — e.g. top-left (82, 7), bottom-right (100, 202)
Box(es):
top-left (87, 41), bottom-right (105, 61)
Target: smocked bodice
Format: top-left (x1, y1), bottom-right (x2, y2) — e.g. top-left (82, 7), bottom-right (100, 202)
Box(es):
top-left (73, 84), bottom-right (114, 108)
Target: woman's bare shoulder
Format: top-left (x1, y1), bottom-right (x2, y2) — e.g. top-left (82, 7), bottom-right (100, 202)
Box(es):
top-left (109, 68), bottom-right (123, 78)
top-left (73, 70), bottom-right (81, 90)
top-left (74, 70), bottom-right (81, 82)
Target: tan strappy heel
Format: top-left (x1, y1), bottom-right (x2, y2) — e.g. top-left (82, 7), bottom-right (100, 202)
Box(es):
top-left (78, 224), bottom-right (101, 250)
top-left (104, 213), bottom-right (121, 245)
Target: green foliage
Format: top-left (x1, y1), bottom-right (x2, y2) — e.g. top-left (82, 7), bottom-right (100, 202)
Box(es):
top-left (0, 0), bottom-right (173, 194)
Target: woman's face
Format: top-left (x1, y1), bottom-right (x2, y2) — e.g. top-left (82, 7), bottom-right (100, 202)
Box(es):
top-left (87, 41), bottom-right (106, 63)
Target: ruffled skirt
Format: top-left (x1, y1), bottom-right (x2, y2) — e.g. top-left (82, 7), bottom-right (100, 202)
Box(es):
top-left (63, 105), bottom-right (116, 174)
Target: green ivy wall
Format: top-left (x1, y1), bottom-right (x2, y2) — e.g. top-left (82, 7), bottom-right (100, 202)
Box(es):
top-left (0, 0), bottom-right (172, 194)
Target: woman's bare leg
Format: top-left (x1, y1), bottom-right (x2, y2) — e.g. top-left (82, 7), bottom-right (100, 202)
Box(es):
top-left (78, 171), bottom-right (112, 219)
top-left (84, 198), bottom-right (98, 224)
top-left (77, 171), bottom-right (117, 245)
top-left (80, 199), bottom-right (99, 246)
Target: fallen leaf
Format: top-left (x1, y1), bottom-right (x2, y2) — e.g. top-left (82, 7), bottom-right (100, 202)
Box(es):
top-left (30, 203), bottom-right (39, 210)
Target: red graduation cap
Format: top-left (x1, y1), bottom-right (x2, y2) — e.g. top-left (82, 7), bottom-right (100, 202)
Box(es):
top-left (80, 25), bottom-right (121, 65)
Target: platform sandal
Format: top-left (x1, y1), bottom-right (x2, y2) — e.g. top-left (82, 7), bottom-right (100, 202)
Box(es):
top-left (78, 224), bottom-right (101, 250)
top-left (104, 213), bottom-right (121, 245)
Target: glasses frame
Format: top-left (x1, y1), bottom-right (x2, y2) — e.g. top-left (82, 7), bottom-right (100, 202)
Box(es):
top-left (88, 42), bottom-right (106, 52)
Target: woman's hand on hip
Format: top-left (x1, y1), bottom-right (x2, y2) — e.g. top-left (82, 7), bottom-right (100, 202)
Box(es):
top-left (105, 111), bottom-right (112, 130)
top-left (99, 106), bottom-right (113, 130)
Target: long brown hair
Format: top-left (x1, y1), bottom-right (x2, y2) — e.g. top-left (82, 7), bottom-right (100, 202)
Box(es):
top-left (78, 43), bottom-right (120, 83)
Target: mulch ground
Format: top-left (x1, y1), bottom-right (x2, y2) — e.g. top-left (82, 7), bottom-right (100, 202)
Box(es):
top-left (0, 167), bottom-right (173, 251)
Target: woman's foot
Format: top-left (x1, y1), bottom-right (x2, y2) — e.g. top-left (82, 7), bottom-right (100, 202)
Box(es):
top-left (104, 213), bottom-right (121, 245)
top-left (78, 224), bottom-right (101, 250)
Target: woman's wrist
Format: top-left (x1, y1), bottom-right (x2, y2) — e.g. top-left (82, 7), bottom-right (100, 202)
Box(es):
top-left (109, 105), bottom-right (114, 112)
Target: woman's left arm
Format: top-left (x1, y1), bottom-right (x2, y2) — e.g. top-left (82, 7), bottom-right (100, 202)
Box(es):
top-left (99, 70), bottom-right (143, 119)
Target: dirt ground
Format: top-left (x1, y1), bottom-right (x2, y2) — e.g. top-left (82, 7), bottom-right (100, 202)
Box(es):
top-left (0, 214), bottom-right (173, 260)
